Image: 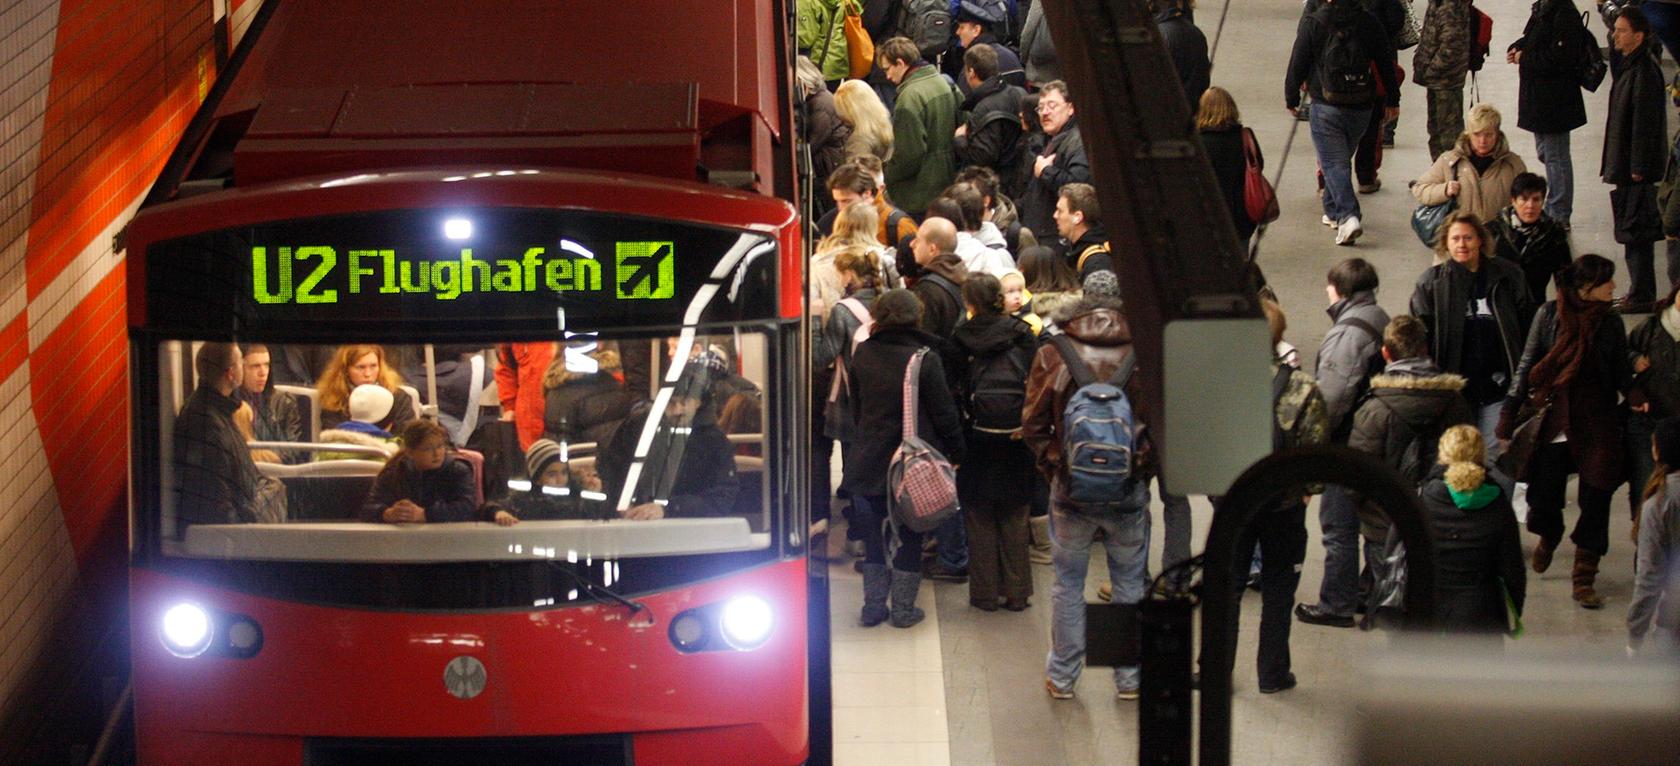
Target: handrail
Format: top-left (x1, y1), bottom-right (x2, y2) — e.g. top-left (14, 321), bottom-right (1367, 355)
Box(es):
top-left (248, 441), bottom-right (391, 458)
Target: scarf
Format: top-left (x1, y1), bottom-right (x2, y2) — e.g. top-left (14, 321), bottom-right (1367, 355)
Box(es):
top-left (1662, 303), bottom-right (1680, 343)
top-left (1503, 207), bottom-right (1540, 245)
top-left (1527, 289), bottom-right (1612, 401)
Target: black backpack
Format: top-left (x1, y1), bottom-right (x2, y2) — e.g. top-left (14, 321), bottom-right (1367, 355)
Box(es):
top-left (1315, 6), bottom-right (1375, 105)
top-left (898, 0), bottom-right (954, 61)
top-left (964, 339), bottom-right (1032, 433)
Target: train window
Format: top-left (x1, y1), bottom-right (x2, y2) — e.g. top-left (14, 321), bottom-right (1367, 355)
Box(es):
top-left (149, 332), bottom-right (775, 562)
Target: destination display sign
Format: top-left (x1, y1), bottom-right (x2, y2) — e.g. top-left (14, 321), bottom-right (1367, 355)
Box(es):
top-left (142, 208), bottom-right (778, 333)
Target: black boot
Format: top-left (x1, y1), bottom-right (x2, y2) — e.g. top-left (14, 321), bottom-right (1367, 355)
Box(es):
top-left (889, 569), bottom-right (925, 628)
top-left (860, 563), bottom-right (890, 627)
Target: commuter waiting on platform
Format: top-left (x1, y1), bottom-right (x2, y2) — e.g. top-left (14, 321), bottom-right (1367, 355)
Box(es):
top-left (1628, 417), bottom-right (1680, 653)
top-left (482, 438), bottom-right (608, 524)
top-left (317, 344), bottom-right (417, 434)
top-left (1419, 425), bottom-right (1526, 636)
top-left (235, 343), bottom-right (305, 462)
top-left (361, 419), bottom-right (476, 524)
top-left (174, 342), bottom-right (287, 530)
top-left (1488, 173), bottom-right (1574, 306)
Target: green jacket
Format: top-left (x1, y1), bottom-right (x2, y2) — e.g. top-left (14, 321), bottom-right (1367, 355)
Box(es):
top-left (884, 64), bottom-right (960, 215)
top-left (797, 0), bottom-right (852, 82)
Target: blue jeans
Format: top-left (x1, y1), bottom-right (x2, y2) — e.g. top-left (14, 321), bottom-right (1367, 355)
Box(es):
top-left (1314, 484), bottom-right (1361, 617)
top-left (1532, 131), bottom-right (1573, 226)
top-left (1310, 102), bottom-right (1371, 224)
top-left (1160, 483), bottom-right (1193, 586)
top-left (1046, 480), bottom-right (1152, 694)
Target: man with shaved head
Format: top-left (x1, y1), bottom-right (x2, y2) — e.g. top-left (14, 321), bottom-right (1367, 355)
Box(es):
top-left (909, 217), bottom-right (970, 340)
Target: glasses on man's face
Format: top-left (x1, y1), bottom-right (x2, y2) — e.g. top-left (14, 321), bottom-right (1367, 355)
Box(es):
top-left (1037, 101), bottom-right (1066, 115)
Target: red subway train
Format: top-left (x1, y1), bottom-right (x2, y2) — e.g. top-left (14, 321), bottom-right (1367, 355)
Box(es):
top-left (124, 1), bottom-right (821, 763)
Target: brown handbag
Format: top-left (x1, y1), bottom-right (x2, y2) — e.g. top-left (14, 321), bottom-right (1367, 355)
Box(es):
top-left (1496, 396), bottom-right (1551, 481)
top-left (842, 1), bottom-right (874, 79)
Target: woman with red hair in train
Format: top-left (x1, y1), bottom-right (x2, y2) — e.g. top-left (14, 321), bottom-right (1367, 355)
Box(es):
top-left (316, 344), bottom-right (417, 434)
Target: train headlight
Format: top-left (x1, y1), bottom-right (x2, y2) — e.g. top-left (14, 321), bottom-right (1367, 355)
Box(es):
top-left (719, 595), bottom-right (773, 650)
top-left (161, 603), bottom-right (213, 658)
top-left (670, 612), bottom-right (708, 652)
top-left (443, 217), bottom-right (473, 240)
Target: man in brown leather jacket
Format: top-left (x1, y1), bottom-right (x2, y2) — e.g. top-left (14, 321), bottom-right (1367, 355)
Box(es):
top-left (1022, 284), bottom-right (1157, 701)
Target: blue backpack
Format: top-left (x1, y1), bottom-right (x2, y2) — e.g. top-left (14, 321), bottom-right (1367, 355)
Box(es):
top-left (1049, 335), bottom-right (1139, 507)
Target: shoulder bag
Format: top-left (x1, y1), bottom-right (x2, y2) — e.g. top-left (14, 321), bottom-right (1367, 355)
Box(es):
top-left (1411, 162), bottom-right (1459, 247)
top-left (1241, 127), bottom-right (1281, 225)
top-left (887, 348), bottom-right (961, 533)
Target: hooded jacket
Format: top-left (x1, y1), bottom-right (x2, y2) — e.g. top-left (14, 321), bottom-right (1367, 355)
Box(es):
top-left (1348, 357), bottom-right (1474, 539)
top-left (1510, 0), bottom-right (1590, 134)
top-left (1069, 226), bottom-right (1113, 280)
top-left (1488, 206), bottom-right (1572, 306)
top-left (1021, 307), bottom-right (1156, 486)
top-left (797, 0), bottom-right (854, 81)
top-left (1419, 465), bottom-right (1527, 633)
top-left (542, 372), bottom-right (633, 449)
top-left (951, 312), bottom-right (1037, 432)
top-left (1316, 291), bottom-right (1392, 430)
top-left (884, 63), bottom-right (961, 215)
top-left (316, 427), bottom-right (398, 462)
top-left (1409, 256), bottom-right (1533, 401)
top-left (839, 326), bottom-right (967, 497)
top-left (910, 252), bottom-right (971, 341)
top-left (955, 76), bottom-right (1027, 179)
top-left (1411, 132), bottom-right (1530, 225)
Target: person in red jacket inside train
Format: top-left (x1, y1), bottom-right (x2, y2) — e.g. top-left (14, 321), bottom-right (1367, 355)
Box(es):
top-left (497, 341), bottom-right (555, 450)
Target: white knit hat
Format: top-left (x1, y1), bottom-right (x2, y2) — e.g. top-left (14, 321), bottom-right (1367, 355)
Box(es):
top-left (348, 384), bottom-right (394, 424)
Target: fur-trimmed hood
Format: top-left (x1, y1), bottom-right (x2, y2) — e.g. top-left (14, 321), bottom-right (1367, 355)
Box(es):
top-left (319, 428), bottom-right (399, 455)
top-left (1368, 372), bottom-right (1468, 392)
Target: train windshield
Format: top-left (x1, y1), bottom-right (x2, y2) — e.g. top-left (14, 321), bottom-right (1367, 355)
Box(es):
top-left (150, 334), bottom-right (777, 562)
top-left (134, 206), bottom-right (792, 566)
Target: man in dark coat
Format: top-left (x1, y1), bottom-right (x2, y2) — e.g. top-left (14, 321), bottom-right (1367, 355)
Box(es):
top-left (954, 44), bottom-right (1027, 181)
top-left (1019, 81), bottom-right (1092, 244)
top-left (1488, 173), bottom-right (1573, 305)
top-left (1055, 183), bottom-right (1113, 279)
top-left (175, 342), bottom-right (286, 532)
top-left (1508, 0), bottom-right (1594, 228)
top-left (906, 216), bottom-right (973, 581)
top-left (1155, 0), bottom-right (1211, 110)
top-left (1603, 8), bottom-right (1668, 310)
top-left (945, 10), bottom-right (1027, 93)
top-left (236, 343), bottom-right (305, 463)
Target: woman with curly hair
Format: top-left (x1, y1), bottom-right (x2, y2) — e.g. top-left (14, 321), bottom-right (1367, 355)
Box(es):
top-left (1419, 425), bottom-right (1526, 634)
top-left (316, 344), bottom-right (416, 434)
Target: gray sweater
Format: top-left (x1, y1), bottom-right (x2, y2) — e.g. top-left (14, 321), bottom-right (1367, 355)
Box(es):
top-left (1629, 472), bottom-right (1680, 650)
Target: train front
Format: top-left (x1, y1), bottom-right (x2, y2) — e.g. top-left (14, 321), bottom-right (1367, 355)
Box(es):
top-left (124, 170), bottom-right (810, 765)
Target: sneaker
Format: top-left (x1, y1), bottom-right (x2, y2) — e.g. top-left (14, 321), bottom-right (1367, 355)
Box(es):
top-left (1295, 603), bottom-right (1355, 628)
top-left (1117, 685), bottom-right (1140, 701)
top-left (1335, 216), bottom-right (1363, 246)
top-left (1258, 672), bottom-right (1298, 694)
top-left (1357, 178), bottom-right (1382, 194)
top-left (1046, 677), bottom-right (1075, 700)
top-left (1321, 214), bottom-right (1336, 227)
top-left (925, 563), bottom-right (969, 583)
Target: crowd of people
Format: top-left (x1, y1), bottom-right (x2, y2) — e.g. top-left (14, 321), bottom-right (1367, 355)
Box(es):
top-left (794, 0), bottom-right (1679, 700)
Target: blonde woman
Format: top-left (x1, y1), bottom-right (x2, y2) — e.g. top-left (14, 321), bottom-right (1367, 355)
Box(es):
top-left (834, 79), bottom-right (893, 164)
top-left (1411, 104), bottom-right (1529, 227)
top-left (1419, 425), bottom-right (1526, 634)
top-left (813, 201), bottom-right (882, 315)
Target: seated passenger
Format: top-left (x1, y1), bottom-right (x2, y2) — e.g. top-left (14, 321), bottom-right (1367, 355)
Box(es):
top-left (542, 341), bottom-right (632, 448)
top-left (360, 420), bottom-right (476, 523)
top-left (174, 342), bottom-right (287, 529)
top-left (600, 351), bottom-right (739, 520)
top-left (317, 344), bottom-right (417, 434)
top-left (481, 438), bottom-right (609, 524)
top-left (235, 343), bottom-right (305, 462)
top-left (317, 384), bottom-right (400, 461)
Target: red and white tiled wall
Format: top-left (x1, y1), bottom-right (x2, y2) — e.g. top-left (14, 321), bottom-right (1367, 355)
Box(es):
top-left (0, 0), bottom-right (260, 756)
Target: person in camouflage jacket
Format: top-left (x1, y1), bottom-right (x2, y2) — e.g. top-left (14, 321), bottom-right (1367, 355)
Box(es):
top-left (1414, 0), bottom-right (1473, 159)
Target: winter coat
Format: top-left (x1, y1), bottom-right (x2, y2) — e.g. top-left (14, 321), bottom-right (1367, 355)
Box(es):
top-left (1156, 7), bottom-right (1211, 108)
top-left (1629, 471), bottom-right (1680, 648)
top-left (1510, 0), bottom-right (1590, 134)
top-left (1500, 301), bottom-right (1632, 489)
top-left (1031, 289), bottom-right (1083, 327)
top-left (316, 427), bottom-right (398, 462)
top-left (1315, 291), bottom-right (1392, 429)
top-left (1627, 308), bottom-right (1680, 420)
top-left (542, 372), bottom-right (633, 448)
top-left (1069, 226), bottom-right (1113, 280)
top-left (359, 455), bottom-right (477, 523)
top-left (1411, 132), bottom-right (1530, 226)
top-left (237, 384), bottom-right (305, 463)
top-left (955, 76), bottom-right (1027, 180)
top-left (1019, 122), bottom-right (1091, 239)
top-left (174, 385), bottom-right (285, 530)
top-left (1602, 43), bottom-right (1667, 185)
top-left (951, 311), bottom-right (1038, 429)
top-left (1409, 257), bottom-right (1533, 397)
top-left (1022, 307), bottom-right (1157, 485)
top-left (1413, 0), bottom-right (1472, 89)
top-left (599, 406), bottom-right (740, 517)
top-left (1019, 1), bottom-right (1060, 85)
top-left (797, 0), bottom-right (854, 82)
top-left (1348, 357), bottom-right (1475, 539)
top-left (1487, 206), bottom-right (1572, 306)
top-left (910, 252), bottom-right (971, 340)
top-left (807, 87), bottom-right (853, 188)
top-left (946, 34), bottom-right (1027, 93)
top-left (815, 287), bottom-right (881, 375)
top-left (1199, 125), bottom-right (1259, 241)
top-left (320, 386), bottom-right (418, 439)
top-left (1419, 466), bottom-right (1527, 633)
top-left (839, 326), bottom-right (967, 497)
top-left (884, 63), bottom-right (961, 215)
top-left (495, 342), bottom-right (555, 450)
top-left (1286, 0), bottom-right (1402, 108)
top-left (951, 313), bottom-right (1038, 502)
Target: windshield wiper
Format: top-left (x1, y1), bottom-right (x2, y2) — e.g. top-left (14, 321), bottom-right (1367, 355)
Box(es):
top-left (546, 560), bottom-right (648, 617)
